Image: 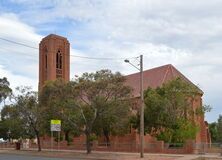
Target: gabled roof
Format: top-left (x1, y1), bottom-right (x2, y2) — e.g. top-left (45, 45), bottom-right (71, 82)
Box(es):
top-left (124, 64), bottom-right (203, 97)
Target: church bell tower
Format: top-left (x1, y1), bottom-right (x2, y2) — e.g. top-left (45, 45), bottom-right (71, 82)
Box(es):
top-left (39, 34), bottom-right (70, 90)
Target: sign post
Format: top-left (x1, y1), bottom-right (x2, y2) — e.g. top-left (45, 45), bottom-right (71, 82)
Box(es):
top-left (50, 120), bottom-right (61, 151)
top-left (51, 130), bottom-right (53, 151)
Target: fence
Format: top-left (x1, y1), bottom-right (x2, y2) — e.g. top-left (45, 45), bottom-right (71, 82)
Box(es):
top-left (1, 141), bottom-right (222, 155)
top-left (194, 143), bottom-right (222, 154)
top-left (0, 142), bottom-right (15, 149)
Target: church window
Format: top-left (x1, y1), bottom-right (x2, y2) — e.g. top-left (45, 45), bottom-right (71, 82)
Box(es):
top-left (45, 55), bottom-right (47, 69)
top-left (56, 50), bottom-right (62, 69)
top-left (44, 47), bottom-right (48, 69)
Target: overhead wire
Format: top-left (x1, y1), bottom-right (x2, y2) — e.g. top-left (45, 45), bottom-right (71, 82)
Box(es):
top-left (0, 46), bottom-right (38, 57)
top-left (0, 46), bottom-right (126, 69)
top-left (0, 37), bottom-right (139, 61)
top-left (0, 37), bottom-right (39, 50)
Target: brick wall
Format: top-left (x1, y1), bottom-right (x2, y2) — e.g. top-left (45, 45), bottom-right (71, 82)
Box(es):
top-left (29, 131), bottom-right (194, 154)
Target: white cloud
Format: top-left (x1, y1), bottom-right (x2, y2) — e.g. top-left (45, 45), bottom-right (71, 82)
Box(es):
top-left (0, 65), bottom-right (37, 91)
top-left (0, 13), bottom-right (41, 43)
top-left (0, 13), bottom-right (41, 106)
top-left (0, 1), bottom-right (222, 122)
top-left (0, 13), bottom-right (41, 80)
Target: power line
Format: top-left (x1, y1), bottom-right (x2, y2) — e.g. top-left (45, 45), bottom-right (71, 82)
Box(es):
top-left (0, 37), bottom-right (138, 60)
top-left (0, 37), bottom-right (38, 50)
top-left (69, 55), bottom-right (138, 60)
top-left (0, 46), bottom-right (137, 61)
top-left (0, 46), bottom-right (38, 59)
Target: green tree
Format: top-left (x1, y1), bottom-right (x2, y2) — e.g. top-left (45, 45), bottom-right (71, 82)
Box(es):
top-left (209, 122), bottom-right (218, 143)
top-left (40, 70), bottom-right (132, 153)
top-left (143, 87), bottom-right (168, 134)
top-left (14, 86), bottom-right (43, 151)
top-left (92, 98), bottom-right (130, 145)
top-left (0, 77), bottom-right (12, 105)
top-left (39, 79), bottom-right (79, 144)
top-left (209, 115), bottom-right (222, 143)
top-left (0, 104), bottom-right (24, 140)
top-left (140, 78), bottom-right (200, 143)
top-left (217, 115), bottom-right (222, 142)
top-left (156, 118), bottom-right (198, 143)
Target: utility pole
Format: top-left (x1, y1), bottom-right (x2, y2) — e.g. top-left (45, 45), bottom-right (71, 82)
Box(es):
top-left (140, 55), bottom-right (144, 158)
top-left (125, 55), bottom-right (144, 158)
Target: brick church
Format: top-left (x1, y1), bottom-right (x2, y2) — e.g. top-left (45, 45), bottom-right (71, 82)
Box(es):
top-left (38, 34), bottom-right (210, 152)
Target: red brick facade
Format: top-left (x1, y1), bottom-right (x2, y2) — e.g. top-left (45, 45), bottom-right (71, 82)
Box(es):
top-left (38, 34), bottom-right (210, 153)
top-left (124, 64), bottom-right (209, 144)
top-left (39, 34), bottom-right (70, 90)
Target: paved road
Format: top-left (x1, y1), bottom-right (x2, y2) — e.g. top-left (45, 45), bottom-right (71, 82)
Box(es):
top-left (0, 154), bottom-right (81, 160)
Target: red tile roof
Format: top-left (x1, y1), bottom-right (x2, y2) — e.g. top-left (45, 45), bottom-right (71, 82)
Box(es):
top-left (124, 64), bottom-right (203, 97)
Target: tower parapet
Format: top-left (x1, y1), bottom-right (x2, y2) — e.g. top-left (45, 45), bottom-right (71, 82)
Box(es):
top-left (39, 34), bottom-right (70, 90)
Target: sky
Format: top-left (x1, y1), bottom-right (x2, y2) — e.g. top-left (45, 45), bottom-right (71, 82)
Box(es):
top-left (0, 0), bottom-right (221, 122)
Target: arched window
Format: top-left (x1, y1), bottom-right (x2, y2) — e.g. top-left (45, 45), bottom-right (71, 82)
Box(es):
top-left (45, 55), bottom-right (47, 69)
top-left (44, 47), bottom-right (48, 69)
top-left (56, 50), bottom-right (62, 69)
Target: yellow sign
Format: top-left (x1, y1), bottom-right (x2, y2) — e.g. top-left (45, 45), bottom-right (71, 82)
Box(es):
top-left (51, 120), bottom-right (61, 125)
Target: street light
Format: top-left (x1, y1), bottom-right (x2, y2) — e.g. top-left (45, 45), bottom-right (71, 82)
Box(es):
top-left (125, 55), bottom-right (144, 158)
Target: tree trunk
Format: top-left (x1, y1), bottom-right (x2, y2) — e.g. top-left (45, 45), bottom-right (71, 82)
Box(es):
top-left (65, 131), bottom-right (70, 145)
top-left (85, 130), bottom-right (91, 154)
top-left (36, 130), bottom-right (41, 152)
top-left (103, 128), bottom-right (110, 146)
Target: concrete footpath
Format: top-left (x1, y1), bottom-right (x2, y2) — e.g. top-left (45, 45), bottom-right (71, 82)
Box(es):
top-left (0, 148), bottom-right (222, 160)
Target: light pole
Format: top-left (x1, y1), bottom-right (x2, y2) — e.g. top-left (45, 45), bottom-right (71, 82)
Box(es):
top-left (125, 55), bottom-right (144, 158)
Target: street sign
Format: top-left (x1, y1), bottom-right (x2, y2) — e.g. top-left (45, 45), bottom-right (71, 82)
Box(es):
top-left (51, 120), bottom-right (61, 125)
top-left (50, 120), bottom-right (61, 132)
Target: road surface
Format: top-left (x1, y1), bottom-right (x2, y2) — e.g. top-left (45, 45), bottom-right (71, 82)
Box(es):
top-left (0, 154), bottom-right (81, 160)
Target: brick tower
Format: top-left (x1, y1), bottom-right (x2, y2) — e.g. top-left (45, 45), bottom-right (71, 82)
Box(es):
top-left (39, 34), bottom-right (70, 90)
